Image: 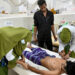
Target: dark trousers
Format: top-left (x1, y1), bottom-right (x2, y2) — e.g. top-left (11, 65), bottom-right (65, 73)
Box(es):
top-left (38, 37), bottom-right (53, 51)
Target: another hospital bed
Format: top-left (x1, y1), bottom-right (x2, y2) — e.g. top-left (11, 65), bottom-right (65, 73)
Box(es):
top-left (12, 44), bottom-right (75, 75)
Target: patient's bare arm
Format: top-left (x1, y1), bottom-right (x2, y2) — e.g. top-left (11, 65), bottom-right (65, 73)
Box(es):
top-left (16, 60), bottom-right (28, 69)
top-left (17, 60), bottom-right (60, 75)
top-left (21, 55), bottom-right (25, 62)
top-left (27, 64), bottom-right (60, 75)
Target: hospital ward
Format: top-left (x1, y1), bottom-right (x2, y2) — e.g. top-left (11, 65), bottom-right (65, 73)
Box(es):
top-left (0, 0), bottom-right (75, 75)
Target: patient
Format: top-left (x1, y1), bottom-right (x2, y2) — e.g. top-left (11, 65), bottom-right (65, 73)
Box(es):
top-left (17, 44), bottom-right (75, 75)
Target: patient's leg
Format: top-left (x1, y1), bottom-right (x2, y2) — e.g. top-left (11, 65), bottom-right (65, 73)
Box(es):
top-left (17, 51), bottom-right (32, 65)
top-left (23, 48), bottom-right (42, 65)
top-left (27, 43), bottom-right (37, 51)
top-left (23, 50), bottom-right (39, 64)
top-left (27, 43), bottom-right (33, 48)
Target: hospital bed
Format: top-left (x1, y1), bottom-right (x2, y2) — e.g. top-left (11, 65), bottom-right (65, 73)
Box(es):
top-left (11, 44), bottom-right (75, 75)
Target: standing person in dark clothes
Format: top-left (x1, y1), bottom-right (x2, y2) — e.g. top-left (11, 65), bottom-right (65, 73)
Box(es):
top-left (33, 0), bottom-right (57, 51)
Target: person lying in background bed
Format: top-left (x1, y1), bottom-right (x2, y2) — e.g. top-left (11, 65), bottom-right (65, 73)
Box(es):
top-left (17, 44), bottom-right (75, 75)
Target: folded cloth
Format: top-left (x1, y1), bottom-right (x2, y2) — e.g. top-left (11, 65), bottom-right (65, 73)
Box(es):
top-left (23, 48), bottom-right (56, 65)
top-left (0, 26), bottom-right (32, 68)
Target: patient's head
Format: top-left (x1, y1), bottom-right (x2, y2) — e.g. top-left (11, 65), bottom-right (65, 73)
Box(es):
top-left (65, 61), bottom-right (75, 75)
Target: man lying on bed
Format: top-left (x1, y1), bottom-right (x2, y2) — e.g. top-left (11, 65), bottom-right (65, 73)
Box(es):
top-left (17, 44), bottom-right (75, 75)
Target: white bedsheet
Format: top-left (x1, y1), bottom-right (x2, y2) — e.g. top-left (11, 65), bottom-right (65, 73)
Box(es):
top-left (13, 44), bottom-right (75, 75)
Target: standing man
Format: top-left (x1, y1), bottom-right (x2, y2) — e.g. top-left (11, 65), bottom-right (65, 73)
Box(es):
top-left (33, 0), bottom-right (57, 51)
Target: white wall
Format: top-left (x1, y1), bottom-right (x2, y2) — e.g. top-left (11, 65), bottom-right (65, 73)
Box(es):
top-left (0, 14), bottom-right (33, 30)
top-left (0, 0), bottom-right (12, 13)
top-left (0, 0), bottom-right (74, 13)
top-left (61, 0), bottom-right (75, 14)
top-left (46, 0), bottom-right (55, 10)
top-left (0, 0), bottom-right (19, 13)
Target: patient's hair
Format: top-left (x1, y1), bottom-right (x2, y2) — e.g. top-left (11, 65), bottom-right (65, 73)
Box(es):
top-left (37, 0), bottom-right (46, 6)
top-left (65, 61), bottom-right (75, 75)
